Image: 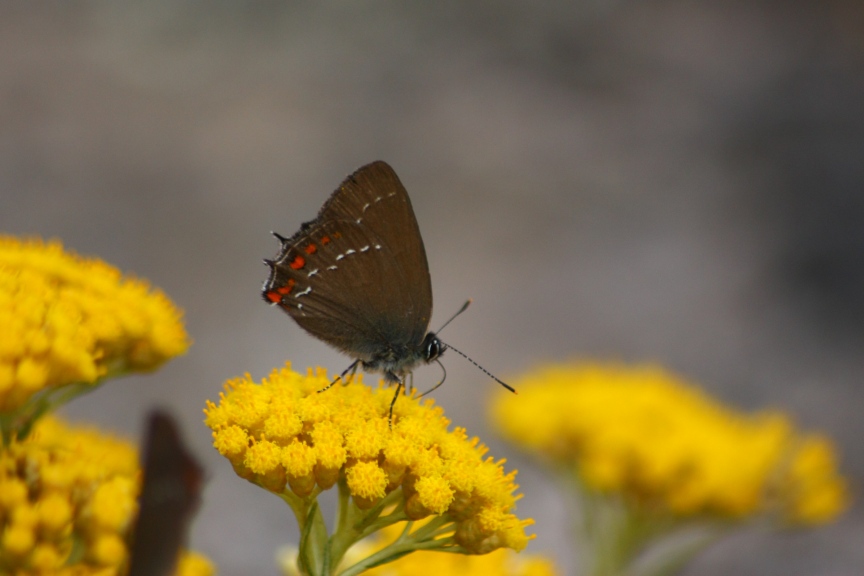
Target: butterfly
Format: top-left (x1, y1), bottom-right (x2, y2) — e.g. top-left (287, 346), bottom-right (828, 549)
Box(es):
top-left (263, 161), bottom-right (514, 419)
top-left (128, 411), bottom-right (203, 576)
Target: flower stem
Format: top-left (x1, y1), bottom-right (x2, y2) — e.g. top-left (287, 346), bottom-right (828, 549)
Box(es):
top-left (337, 531), bottom-right (458, 576)
top-left (327, 480), bottom-right (409, 573)
top-left (299, 500), bottom-right (329, 576)
top-left (280, 490), bottom-right (328, 576)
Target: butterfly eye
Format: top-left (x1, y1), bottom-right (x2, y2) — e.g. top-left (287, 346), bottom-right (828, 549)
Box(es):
top-left (423, 333), bottom-right (442, 362)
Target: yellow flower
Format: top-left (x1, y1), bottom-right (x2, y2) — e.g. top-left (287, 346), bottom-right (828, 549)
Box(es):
top-left (205, 363), bottom-right (533, 576)
top-left (490, 362), bottom-right (849, 524)
top-left (0, 236), bottom-right (190, 422)
top-left (0, 415), bottom-right (212, 574)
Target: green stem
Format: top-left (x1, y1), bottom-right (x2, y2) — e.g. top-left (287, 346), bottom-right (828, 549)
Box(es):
top-left (569, 473), bottom-right (650, 576)
top-left (282, 479), bottom-right (465, 576)
top-left (337, 533), bottom-right (458, 576)
top-left (638, 523), bottom-right (729, 576)
top-left (408, 514), bottom-right (451, 540)
top-left (341, 490), bottom-right (408, 544)
top-left (279, 489), bottom-right (329, 576)
top-left (1, 378), bottom-right (110, 446)
top-left (0, 414), bottom-right (14, 446)
top-left (279, 491), bottom-right (311, 530)
top-left (299, 500), bottom-right (329, 576)
top-left (569, 466), bottom-right (730, 576)
top-left (327, 481), bottom-right (408, 573)
top-left (327, 479), bottom-right (363, 573)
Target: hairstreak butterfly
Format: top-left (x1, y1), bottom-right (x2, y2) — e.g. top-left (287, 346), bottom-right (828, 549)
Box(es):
top-left (129, 411), bottom-right (203, 576)
top-left (262, 161), bottom-right (514, 421)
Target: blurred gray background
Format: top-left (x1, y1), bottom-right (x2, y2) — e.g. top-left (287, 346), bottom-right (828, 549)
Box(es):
top-left (2, 2), bottom-right (863, 575)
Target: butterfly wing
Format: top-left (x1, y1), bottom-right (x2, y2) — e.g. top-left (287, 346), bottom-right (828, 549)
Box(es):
top-left (128, 411), bottom-right (203, 576)
top-left (264, 161), bottom-right (433, 361)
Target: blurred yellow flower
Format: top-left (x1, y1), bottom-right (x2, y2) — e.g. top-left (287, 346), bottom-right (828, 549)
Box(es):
top-left (176, 551), bottom-right (217, 576)
top-left (783, 434), bottom-right (848, 524)
top-left (0, 236), bottom-right (190, 427)
top-left (205, 363), bottom-right (533, 576)
top-left (0, 415), bottom-right (212, 575)
top-left (490, 362), bottom-right (848, 524)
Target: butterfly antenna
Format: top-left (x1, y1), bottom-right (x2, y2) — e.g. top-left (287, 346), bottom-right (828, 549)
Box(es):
top-left (443, 342), bottom-right (517, 394)
top-left (418, 358), bottom-right (447, 399)
top-left (437, 299), bottom-right (472, 333)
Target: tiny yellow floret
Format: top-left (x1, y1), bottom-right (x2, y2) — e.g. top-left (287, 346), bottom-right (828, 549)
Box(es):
top-left (91, 532), bottom-right (127, 566)
top-left (2, 524), bottom-right (35, 556)
top-left (346, 460), bottom-right (388, 503)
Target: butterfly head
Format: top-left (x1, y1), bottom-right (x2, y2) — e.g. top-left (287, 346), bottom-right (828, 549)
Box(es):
top-left (422, 331), bottom-right (444, 363)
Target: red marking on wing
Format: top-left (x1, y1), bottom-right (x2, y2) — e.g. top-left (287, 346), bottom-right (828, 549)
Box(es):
top-left (305, 244), bottom-right (317, 255)
top-left (265, 291), bottom-right (282, 303)
top-left (321, 236), bottom-right (331, 245)
top-left (289, 255), bottom-right (306, 270)
top-left (277, 279), bottom-right (295, 295)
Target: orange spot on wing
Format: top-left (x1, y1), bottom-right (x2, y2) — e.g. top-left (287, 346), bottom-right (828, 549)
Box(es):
top-left (321, 236), bottom-right (331, 245)
top-left (305, 244), bottom-right (317, 254)
top-left (276, 279), bottom-right (295, 295)
top-left (289, 255), bottom-right (305, 270)
top-left (265, 291), bottom-right (282, 303)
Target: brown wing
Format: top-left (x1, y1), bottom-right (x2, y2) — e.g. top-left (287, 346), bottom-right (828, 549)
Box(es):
top-left (263, 161), bottom-right (433, 360)
top-left (128, 412), bottom-right (203, 576)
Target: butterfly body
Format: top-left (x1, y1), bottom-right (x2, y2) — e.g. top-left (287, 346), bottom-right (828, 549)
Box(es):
top-left (263, 161), bottom-right (443, 386)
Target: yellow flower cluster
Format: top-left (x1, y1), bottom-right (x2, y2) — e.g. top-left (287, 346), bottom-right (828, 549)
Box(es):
top-left (0, 416), bottom-right (213, 575)
top-left (0, 236), bottom-right (190, 413)
top-left (205, 363), bottom-right (532, 555)
top-left (490, 363), bottom-right (848, 524)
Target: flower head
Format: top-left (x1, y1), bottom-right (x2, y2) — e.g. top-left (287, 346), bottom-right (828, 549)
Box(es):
top-left (0, 415), bottom-right (211, 574)
top-left (0, 236), bottom-right (190, 416)
top-left (490, 362), bottom-right (848, 524)
top-left (206, 363), bottom-right (532, 575)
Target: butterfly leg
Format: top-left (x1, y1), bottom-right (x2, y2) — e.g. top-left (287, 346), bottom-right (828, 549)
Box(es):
top-left (417, 358), bottom-right (447, 399)
top-left (318, 359), bottom-right (361, 393)
top-left (387, 374), bottom-right (404, 429)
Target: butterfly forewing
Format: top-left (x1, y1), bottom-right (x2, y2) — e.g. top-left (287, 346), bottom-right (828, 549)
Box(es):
top-left (264, 161), bottom-right (433, 361)
top-left (323, 162), bottom-right (433, 345)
